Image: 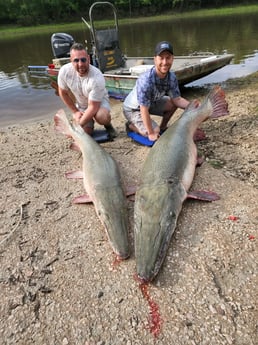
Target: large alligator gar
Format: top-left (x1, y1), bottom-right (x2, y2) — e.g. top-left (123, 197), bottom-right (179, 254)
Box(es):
top-left (54, 109), bottom-right (130, 259)
top-left (134, 86), bottom-right (229, 282)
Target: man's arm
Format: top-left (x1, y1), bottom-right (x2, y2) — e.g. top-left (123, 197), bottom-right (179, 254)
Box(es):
top-left (172, 96), bottom-right (190, 109)
top-left (78, 99), bottom-right (101, 126)
top-left (58, 87), bottom-right (78, 113)
top-left (58, 86), bottom-right (100, 125)
top-left (140, 105), bottom-right (160, 141)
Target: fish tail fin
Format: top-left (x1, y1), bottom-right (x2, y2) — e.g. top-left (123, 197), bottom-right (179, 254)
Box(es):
top-left (208, 85), bottom-right (229, 119)
top-left (54, 109), bottom-right (73, 136)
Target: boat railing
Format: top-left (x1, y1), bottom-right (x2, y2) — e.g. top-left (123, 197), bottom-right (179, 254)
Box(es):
top-left (88, 1), bottom-right (126, 72)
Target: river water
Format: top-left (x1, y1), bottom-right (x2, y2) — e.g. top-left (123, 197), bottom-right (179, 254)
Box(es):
top-left (0, 11), bottom-right (258, 127)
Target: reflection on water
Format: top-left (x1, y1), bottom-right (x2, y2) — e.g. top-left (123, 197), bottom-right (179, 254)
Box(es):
top-left (0, 66), bottom-right (52, 92)
top-left (0, 66), bottom-right (64, 127)
top-left (118, 12), bottom-right (258, 63)
top-left (0, 71), bottom-right (20, 91)
top-left (0, 11), bottom-right (258, 126)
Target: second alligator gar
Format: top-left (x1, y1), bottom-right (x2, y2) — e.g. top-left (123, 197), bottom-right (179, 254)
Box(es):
top-left (134, 86), bottom-right (229, 282)
top-left (54, 109), bottom-right (130, 259)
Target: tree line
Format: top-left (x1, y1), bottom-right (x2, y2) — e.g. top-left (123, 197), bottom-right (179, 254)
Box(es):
top-left (0, 0), bottom-right (255, 26)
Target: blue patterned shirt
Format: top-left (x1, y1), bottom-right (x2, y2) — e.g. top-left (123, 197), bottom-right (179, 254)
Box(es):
top-left (123, 66), bottom-right (181, 109)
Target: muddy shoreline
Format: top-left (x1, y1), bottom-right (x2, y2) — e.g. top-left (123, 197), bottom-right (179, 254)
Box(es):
top-left (0, 75), bottom-right (257, 344)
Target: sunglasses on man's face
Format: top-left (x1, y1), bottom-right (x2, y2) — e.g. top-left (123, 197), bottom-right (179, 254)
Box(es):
top-left (73, 58), bottom-right (87, 63)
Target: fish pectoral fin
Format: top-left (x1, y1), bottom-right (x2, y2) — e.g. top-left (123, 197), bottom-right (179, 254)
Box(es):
top-left (196, 156), bottom-right (204, 166)
top-left (187, 190), bottom-right (220, 201)
top-left (65, 170), bottom-right (84, 179)
top-left (69, 142), bottom-right (81, 152)
top-left (72, 194), bottom-right (93, 204)
top-left (193, 128), bottom-right (206, 142)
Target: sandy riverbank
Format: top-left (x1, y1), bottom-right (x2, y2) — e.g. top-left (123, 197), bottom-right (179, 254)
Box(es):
top-left (0, 76), bottom-right (257, 344)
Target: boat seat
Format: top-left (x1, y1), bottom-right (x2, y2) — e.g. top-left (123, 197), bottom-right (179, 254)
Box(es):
top-left (95, 29), bottom-right (125, 72)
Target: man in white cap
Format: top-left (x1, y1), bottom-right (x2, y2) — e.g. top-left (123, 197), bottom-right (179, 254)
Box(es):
top-left (123, 41), bottom-right (190, 142)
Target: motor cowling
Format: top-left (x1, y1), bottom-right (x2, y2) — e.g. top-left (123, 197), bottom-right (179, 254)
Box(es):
top-left (51, 33), bottom-right (74, 58)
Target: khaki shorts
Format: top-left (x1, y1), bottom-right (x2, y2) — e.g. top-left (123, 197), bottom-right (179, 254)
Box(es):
top-left (123, 97), bottom-right (168, 134)
top-left (78, 97), bottom-right (111, 129)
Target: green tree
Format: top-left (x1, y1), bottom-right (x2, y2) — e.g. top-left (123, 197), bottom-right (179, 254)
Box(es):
top-left (1, 0), bottom-right (257, 26)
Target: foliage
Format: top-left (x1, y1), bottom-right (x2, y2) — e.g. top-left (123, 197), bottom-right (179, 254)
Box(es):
top-left (0, 0), bottom-right (257, 26)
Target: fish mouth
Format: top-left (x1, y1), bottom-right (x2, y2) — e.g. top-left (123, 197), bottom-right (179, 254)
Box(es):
top-left (135, 273), bottom-right (151, 284)
top-left (134, 182), bottom-right (184, 282)
top-left (116, 252), bottom-right (130, 261)
top-left (135, 217), bottom-right (178, 283)
top-left (136, 240), bottom-right (169, 283)
top-left (136, 273), bottom-right (154, 284)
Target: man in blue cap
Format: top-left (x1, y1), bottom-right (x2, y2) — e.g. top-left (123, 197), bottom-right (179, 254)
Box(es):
top-left (123, 41), bottom-right (190, 142)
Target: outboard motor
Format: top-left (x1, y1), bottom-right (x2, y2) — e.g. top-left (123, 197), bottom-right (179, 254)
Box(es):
top-left (51, 33), bottom-right (74, 58)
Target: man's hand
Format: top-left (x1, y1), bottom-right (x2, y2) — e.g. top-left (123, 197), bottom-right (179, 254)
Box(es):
top-left (148, 132), bottom-right (160, 141)
top-left (73, 111), bottom-right (83, 123)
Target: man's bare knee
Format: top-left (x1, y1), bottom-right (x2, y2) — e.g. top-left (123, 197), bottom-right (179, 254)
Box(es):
top-left (95, 109), bottom-right (111, 125)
